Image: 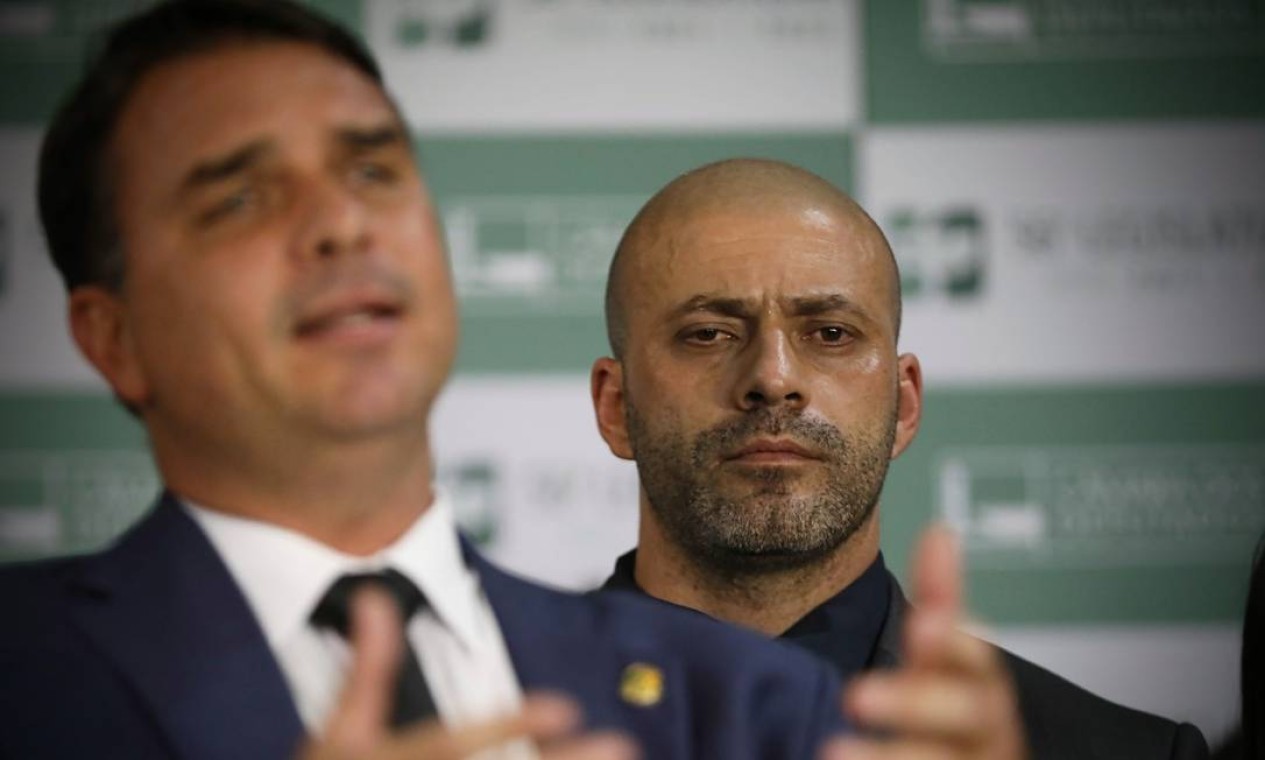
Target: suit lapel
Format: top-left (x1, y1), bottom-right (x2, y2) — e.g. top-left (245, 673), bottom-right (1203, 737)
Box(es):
top-left (468, 547), bottom-right (618, 699)
top-left (467, 545), bottom-right (688, 757)
top-left (65, 494), bottom-right (304, 760)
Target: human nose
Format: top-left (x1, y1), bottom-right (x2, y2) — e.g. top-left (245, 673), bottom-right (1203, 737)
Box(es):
top-left (293, 176), bottom-right (371, 262)
top-left (734, 330), bottom-right (807, 412)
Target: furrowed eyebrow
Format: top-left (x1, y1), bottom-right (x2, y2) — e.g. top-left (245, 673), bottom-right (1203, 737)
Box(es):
top-left (180, 140), bottom-right (272, 191)
top-left (337, 124), bottom-right (407, 151)
top-left (670, 295), bottom-right (753, 321)
top-left (788, 293), bottom-right (868, 319)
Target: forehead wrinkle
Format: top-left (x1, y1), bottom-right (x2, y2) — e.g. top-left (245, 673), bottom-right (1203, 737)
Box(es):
top-left (786, 292), bottom-right (867, 316)
top-left (627, 238), bottom-right (895, 348)
top-left (612, 159), bottom-right (903, 339)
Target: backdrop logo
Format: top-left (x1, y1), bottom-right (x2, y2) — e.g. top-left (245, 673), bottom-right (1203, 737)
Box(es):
top-left (388, 0), bottom-right (494, 50)
top-left (936, 445), bottom-right (1265, 568)
top-left (922, 0), bottom-right (1264, 59)
top-left (443, 195), bottom-right (639, 314)
top-left (886, 206), bottom-right (987, 301)
top-left (1005, 202), bottom-right (1265, 297)
top-left (441, 458), bottom-right (501, 546)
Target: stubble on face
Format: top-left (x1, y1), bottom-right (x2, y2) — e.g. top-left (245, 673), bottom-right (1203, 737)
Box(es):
top-left (625, 390), bottom-right (897, 579)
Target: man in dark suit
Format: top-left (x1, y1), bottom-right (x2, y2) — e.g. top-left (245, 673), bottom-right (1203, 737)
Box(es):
top-left (0, 4), bottom-right (849, 758)
top-left (590, 158), bottom-right (1211, 760)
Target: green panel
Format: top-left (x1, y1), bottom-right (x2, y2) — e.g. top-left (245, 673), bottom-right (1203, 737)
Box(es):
top-left (455, 313), bottom-right (610, 374)
top-left (419, 134), bottom-right (853, 197)
top-left (0, 393), bottom-right (152, 562)
top-left (866, 0), bottom-right (1265, 122)
top-left (880, 382), bottom-right (1265, 624)
top-left (0, 392), bottom-right (145, 448)
top-left (0, 0), bottom-right (364, 124)
top-left (303, 0), bottom-right (362, 33)
top-left (417, 133), bottom-right (854, 374)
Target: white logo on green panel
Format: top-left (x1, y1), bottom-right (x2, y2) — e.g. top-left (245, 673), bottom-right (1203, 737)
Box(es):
top-left (443, 196), bottom-right (640, 315)
top-left (936, 445), bottom-right (1265, 568)
top-left (922, 0), bottom-right (1265, 60)
top-left (887, 206), bottom-right (987, 300)
top-left (0, 451), bottom-right (157, 560)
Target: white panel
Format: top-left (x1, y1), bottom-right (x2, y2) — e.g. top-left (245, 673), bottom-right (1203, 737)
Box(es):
top-left (369, 0), bottom-right (862, 133)
top-left (858, 122), bottom-right (1265, 385)
top-left (431, 375), bottom-right (638, 590)
top-left (0, 128), bottom-right (104, 389)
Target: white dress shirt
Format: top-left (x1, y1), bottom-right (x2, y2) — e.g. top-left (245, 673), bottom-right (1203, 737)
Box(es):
top-left (182, 491), bottom-right (526, 743)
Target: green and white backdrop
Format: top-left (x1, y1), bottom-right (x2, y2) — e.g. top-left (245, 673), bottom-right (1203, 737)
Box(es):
top-left (2, 0), bottom-right (1263, 743)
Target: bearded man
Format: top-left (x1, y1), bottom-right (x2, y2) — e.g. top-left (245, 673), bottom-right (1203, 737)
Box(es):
top-left (591, 158), bottom-right (1210, 760)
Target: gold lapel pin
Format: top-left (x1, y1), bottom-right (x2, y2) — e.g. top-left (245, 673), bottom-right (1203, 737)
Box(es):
top-left (619, 662), bottom-right (664, 707)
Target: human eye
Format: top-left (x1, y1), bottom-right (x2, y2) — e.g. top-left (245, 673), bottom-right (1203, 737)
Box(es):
top-left (808, 324), bottom-right (856, 347)
top-left (351, 159), bottom-right (399, 185)
top-left (198, 185), bottom-right (257, 226)
top-left (679, 325), bottom-right (738, 347)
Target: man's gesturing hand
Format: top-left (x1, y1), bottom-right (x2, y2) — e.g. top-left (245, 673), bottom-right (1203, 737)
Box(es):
top-left (301, 587), bottom-right (639, 760)
top-left (823, 526), bottom-right (1027, 760)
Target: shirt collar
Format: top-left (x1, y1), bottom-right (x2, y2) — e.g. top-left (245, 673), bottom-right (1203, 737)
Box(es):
top-left (602, 547), bottom-right (891, 678)
top-left (603, 549), bottom-right (640, 592)
top-left (778, 553), bottom-right (891, 678)
top-left (182, 489), bottom-right (483, 652)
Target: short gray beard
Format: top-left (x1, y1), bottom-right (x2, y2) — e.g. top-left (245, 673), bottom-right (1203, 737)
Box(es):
top-left (626, 400), bottom-right (895, 580)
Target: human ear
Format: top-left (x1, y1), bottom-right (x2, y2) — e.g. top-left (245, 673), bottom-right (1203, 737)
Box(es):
top-left (68, 286), bottom-right (151, 409)
top-left (891, 353), bottom-right (923, 459)
top-left (590, 356), bottom-right (634, 460)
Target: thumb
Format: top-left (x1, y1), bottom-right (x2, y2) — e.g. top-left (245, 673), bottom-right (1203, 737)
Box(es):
top-left (319, 586), bottom-right (404, 755)
top-left (910, 523), bottom-right (962, 618)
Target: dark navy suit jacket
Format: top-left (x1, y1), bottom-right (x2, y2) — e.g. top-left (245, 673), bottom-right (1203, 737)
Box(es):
top-left (0, 496), bottom-right (847, 759)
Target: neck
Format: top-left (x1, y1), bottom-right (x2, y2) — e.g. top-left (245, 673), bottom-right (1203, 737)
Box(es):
top-left (152, 422), bottom-right (436, 556)
top-left (634, 503), bottom-right (880, 637)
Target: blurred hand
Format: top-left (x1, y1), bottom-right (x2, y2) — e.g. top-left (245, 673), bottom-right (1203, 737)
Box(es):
top-left (300, 587), bottom-right (639, 760)
top-left (822, 526), bottom-right (1027, 760)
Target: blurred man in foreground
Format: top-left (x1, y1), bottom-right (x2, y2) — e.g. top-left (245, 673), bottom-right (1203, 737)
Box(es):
top-left (592, 158), bottom-right (1210, 759)
top-left (0, 5), bottom-right (849, 758)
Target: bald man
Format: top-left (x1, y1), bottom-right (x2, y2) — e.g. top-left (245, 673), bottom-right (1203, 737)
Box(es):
top-left (591, 159), bottom-right (1210, 760)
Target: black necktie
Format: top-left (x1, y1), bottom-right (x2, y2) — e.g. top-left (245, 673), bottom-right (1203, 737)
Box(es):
top-left (310, 569), bottom-right (439, 727)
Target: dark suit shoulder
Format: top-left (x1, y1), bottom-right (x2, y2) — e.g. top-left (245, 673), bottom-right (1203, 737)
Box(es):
top-left (477, 560), bottom-right (848, 759)
top-left (0, 553), bottom-right (96, 640)
top-left (0, 554), bottom-right (175, 758)
top-left (0, 550), bottom-right (91, 584)
top-left (495, 563), bottom-right (844, 689)
top-left (1003, 648), bottom-right (1209, 760)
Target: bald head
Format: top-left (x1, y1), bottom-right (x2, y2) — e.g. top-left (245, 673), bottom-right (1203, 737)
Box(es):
top-left (604, 158), bottom-right (901, 359)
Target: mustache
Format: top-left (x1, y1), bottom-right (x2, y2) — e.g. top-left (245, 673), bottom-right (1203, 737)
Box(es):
top-left (695, 409), bottom-right (847, 459)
